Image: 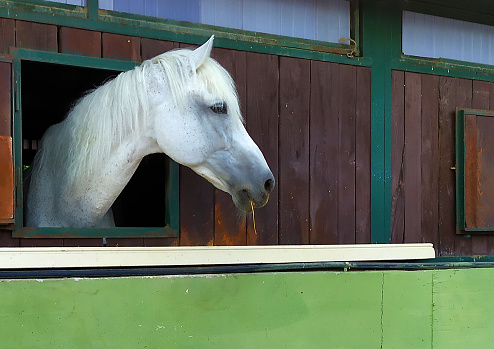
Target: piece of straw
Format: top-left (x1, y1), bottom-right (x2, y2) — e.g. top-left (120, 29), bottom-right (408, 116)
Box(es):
top-left (250, 201), bottom-right (257, 235)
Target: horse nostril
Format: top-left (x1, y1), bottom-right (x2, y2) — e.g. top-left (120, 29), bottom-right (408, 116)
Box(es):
top-left (264, 178), bottom-right (275, 193)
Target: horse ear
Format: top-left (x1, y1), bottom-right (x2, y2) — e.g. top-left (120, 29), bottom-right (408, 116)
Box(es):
top-left (190, 35), bottom-right (214, 70)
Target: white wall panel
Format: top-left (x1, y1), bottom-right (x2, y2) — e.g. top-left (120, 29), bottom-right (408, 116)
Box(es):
top-left (403, 11), bottom-right (494, 66)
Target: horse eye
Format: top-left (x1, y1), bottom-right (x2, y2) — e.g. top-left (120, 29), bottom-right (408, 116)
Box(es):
top-left (210, 102), bottom-right (227, 114)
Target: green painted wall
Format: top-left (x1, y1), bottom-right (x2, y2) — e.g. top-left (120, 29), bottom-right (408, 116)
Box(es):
top-left (1, 268), bottom-right (494, 348)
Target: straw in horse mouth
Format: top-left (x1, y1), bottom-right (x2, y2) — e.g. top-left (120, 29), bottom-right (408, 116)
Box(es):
top-left (250, 200), bottom-right (257, 235)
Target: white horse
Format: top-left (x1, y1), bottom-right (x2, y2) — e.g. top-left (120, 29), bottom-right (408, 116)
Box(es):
top-left (25, 36), bottom-right (275, 228)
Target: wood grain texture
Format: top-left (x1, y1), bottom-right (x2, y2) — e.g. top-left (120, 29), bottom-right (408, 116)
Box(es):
top-left (355, 67), bottom-right (372, 244)
top-left (279, 56), bottom-right (310, 245)
top-left (245, 52), bottom-right (279, 245)
top-left (438, 76), bottom-right (457, 255)
top-left (337, 64), bottom-right (357, 244)
top-left (454, 78), bottom-right (473, 256)
top-left (102, 33), bottom-right (140, 61)
top-left (404, 72), bottom-right (422, 243)
top-left (309, 61), bottom-right (338, 244)
top-left (15, 21), bottom-right (57, 52)
top-left (0, 62), bottom-right (10, 137)
top-left (391, 70), bottom-right (405, 243)
top-left (0, 18), bottom-right (15, 55)
top-left (59, 27), bottom-right (101, 57)
top-left (141, 38), bottom-right (177, 60)
top-left (420, 74), bottom-right (439, 249)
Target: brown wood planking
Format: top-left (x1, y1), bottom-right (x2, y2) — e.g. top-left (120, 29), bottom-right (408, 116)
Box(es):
top-left (278, 56), bottom-right (310, 245)
top-left (309, 61), bottom-right (338, 244)
top-left (470, 80), bottom-right (493, 255)
top-left (337, 64), bottom-right (357, 244)
top-left (141, 38), bottom-right (177, 60)
top-left (420, 74), bottom-right (439, 250)
top-left (0, 136), bottom-right (13, 221)
top-left (59, 27), bottom-right (101, 57)
top-left (0, 18), bottom-right (15, 55)
top-left (0, 229), bottom-right (19, 247)
top-left (453, 78), bottom-right (473, 256)
top-left (102, 33), bottom-right (140, 61)
top-left (390, 70), bottom-right (405, 243)
top-left (0, 62), bottom-right (10, 137)
top-left (179, 167), bottom-right (215, 246)
top-left (245, 52), bottom-right (279, 245)
top-left (355, 67), bottom-right (372, 244)
top-left (403, 72), bottom-right (422, 243)
top-left (16, 21), bottom-right (57, 52)
top-left (212, 48), bottom-right (247, 246)
top-left (438, 76), bottom-right (457, 255)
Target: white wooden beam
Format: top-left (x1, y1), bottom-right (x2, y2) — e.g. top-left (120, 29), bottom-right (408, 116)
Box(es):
top-left (0, 244), bottom-right (435, 269)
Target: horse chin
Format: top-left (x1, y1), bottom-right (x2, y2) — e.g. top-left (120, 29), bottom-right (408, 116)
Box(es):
top-left (232, 190), bottom-right (269, 213)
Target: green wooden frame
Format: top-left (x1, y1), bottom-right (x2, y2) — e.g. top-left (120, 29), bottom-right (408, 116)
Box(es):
top-left (455, 108), bottom-right (494, 234)
top-left (11, 48), bottom-right (179, 238)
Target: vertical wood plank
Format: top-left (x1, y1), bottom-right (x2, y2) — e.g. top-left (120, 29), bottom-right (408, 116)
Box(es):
top-left (438, 76), bottom-right (456, 255)
top-left (245, 52), bottom-right (279, 245)
top-left (471, 80), bottom-right (493, 255)
top-left (404, 72), bottom-right (422, 243)
top-left (59, 27), bottom-right (101, 57)
top-left (337, 64), bottom-right (357, 244)
top-left (391, 70), bottom-right (405, 243)
top-left (309, 61), bottom-right (338, 245)
top-left (0, 18), bottom-right (15, 55)
top-left (355, 67), bottom-right (372, 244)
top-left (0, 62), bottom-right (10, 137)
top-left (16, 21), bottom-right (57, 52)
top-left (454, 78), bottom-right (473, 256)
top-left (102, 33), bottom-right (140, 61)
top-left (179, 167), bottom-right (215, 246)
top-left (141, 38), bottom-right (177, 60)
top-left (212, 48), bottom-right (247, 246)
top-left (0, 229), bottom-right (19, 247)
top-left (279, 56), bottom-right (310, 245)
top-left (421, 74), bottom-right (439, 250)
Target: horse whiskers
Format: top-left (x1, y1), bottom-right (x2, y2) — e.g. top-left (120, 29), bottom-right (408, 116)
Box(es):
top-left (250, 200), bottom-right (257, 235)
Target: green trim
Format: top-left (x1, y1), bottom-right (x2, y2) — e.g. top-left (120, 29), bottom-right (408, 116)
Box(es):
top-left (0, 0), bottom-right (369, 66)
top-left (11, 48), bottom-right (179, 238)
top-left (455, 108), bottom-right (494, 234)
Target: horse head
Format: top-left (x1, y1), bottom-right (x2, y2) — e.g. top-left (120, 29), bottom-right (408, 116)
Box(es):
top-left (146, 36), bottom-right (275, 211)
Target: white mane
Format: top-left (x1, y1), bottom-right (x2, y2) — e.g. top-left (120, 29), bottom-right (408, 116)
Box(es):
top-left (31, 47), bottom-right (241, 196)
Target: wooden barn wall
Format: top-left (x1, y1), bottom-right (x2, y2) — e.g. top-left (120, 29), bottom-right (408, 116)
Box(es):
top-left (0, 20), bottom-right (372, 247)
top-left (391, 70), bottom-right (494, 256)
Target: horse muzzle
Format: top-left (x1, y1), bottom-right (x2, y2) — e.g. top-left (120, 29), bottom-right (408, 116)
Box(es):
top-left (233, 173), bottom-right (275, 212)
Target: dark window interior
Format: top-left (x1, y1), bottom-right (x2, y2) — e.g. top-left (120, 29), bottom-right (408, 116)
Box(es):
top-left (21, 60), bottom-right (167, 227)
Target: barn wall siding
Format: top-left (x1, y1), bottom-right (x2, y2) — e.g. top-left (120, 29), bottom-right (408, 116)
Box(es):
top-left (391, 70), bottom-right (494, 256)
top-left (0, 20), bottom-right (372, 247)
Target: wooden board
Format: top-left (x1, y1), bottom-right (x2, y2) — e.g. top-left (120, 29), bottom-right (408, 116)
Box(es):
top-left (245, 52), bottom-right (279, 245)
top-left (102, 33), bottom-right (140, 61)
top-left (355, 67), bottom-right (372, 244)
top-left (0, 18), bottom-right (14, 55)
top-left (0, 244), bottom-right (435, 268)
top-left (404, 72), bottom-right (422, 243)
top-left (59, 27), bottom-right (101, 57)
top-left (0, 136), bottom-right (13, 223)
top-left (391, 70), bottom-right (405, 243)
top-left (15, 21), bottom-right (57, 52)
top-left (420, 74), bottom-right (439, 248)
top-left (279, 56), bottom-right (310, 244)
top-left (309, 61), bottom-right (338, 244)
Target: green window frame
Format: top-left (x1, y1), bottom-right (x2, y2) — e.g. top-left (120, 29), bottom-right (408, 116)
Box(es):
top-left (456, 107), bottom-right (494, 233)
top-left (11, 48), bottom-right (179, 238)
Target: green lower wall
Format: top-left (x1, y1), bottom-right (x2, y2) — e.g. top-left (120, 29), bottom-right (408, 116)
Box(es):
top-left (1, 268), bottom-right (493, 348)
